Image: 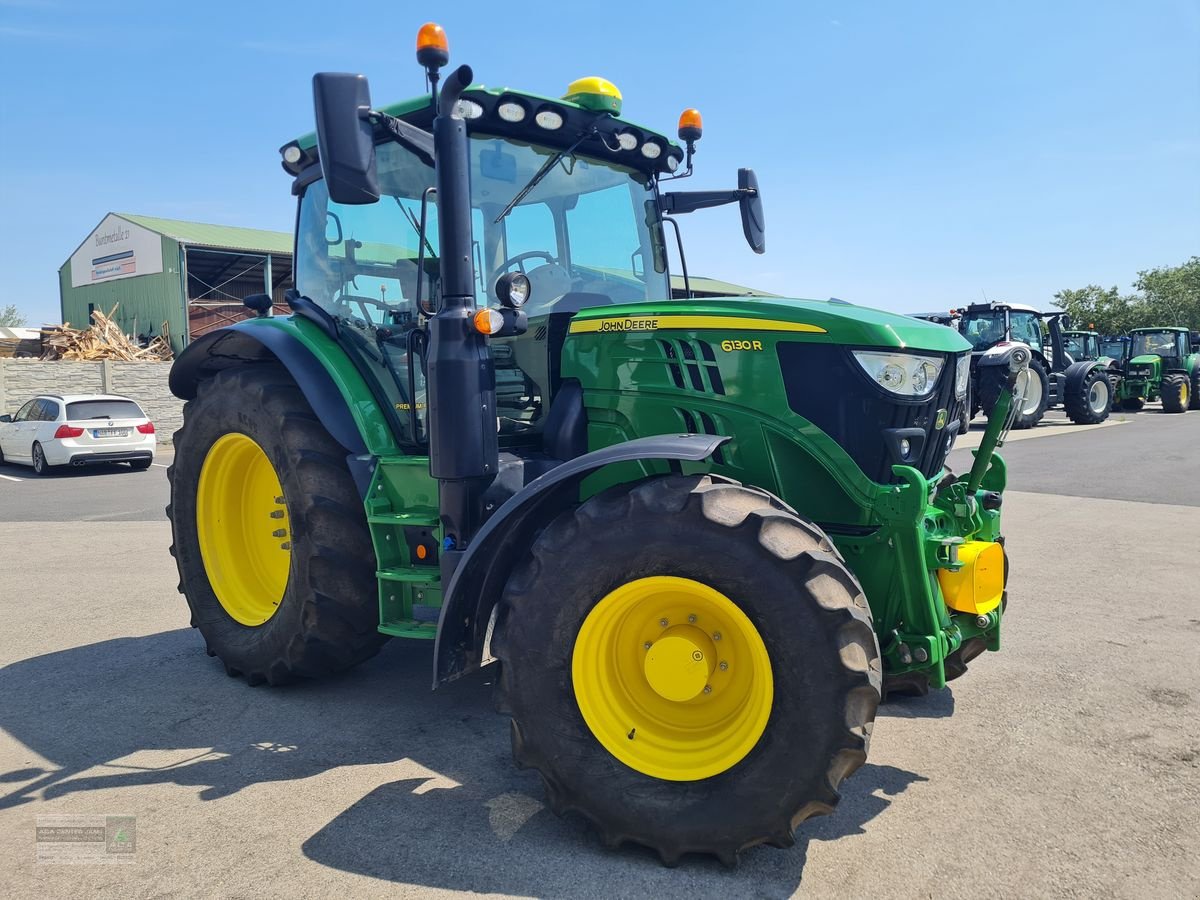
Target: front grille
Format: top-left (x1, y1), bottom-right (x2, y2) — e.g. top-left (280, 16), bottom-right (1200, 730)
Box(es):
top-left (776, 343), bottom-right (964, 484)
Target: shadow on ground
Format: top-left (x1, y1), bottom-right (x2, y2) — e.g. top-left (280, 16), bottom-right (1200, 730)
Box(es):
top-left (0, 629), bottom-right (925, 896)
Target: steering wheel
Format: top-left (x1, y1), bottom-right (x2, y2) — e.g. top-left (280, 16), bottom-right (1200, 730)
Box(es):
top-left (499, 250), bottom-right (559, 274)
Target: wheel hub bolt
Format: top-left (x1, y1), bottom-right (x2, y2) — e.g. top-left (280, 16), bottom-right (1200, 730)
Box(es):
top-left (703, 685), bottom-right (712, 694)
top-left (269, 510), bottom-right (285, 519)
top-left (271, 529), bottom-right (286, 538)
top-left (712, 632), bottom-right (721, 641)
top-left (659, 618), bottom-right (668, 627)
top-left (643, 641), bottom-right (652, 650)
top-left (975, 614), bottom-right (990, 628)
top-left (687, 614), bottom-right (697, 623)
top-left (719, 661), bottom-right (728, 671)
top-left (275, 496), bottom-right (285, 504)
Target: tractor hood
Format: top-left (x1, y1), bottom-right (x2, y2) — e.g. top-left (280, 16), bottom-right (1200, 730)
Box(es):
top-left (568, 297), bottom-right (971, 353)
top-left (1128, 354), bottom-right (1162, 367)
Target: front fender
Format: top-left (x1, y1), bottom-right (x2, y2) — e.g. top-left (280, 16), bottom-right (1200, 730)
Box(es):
top-left (976, 342), bottom-right (1033, 368)
top-left (432, 433), bottom-right (729, 687)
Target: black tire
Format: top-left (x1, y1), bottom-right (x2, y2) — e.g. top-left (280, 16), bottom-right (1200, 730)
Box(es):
top-left (129, 459), bottom-right (153, 471)
top-left (979, 358), bottom-right (1048, 429)
top-left (492, 474), bottom-right (881, 865)
top-left (1160, 374), bottom-right (1189, 414)
top-left (167, 365), bottom-right (386, 686)
top-left (31, 442), bottom-right (55, 476)
top-left (1120, 396), bottom-right (1144, 411)
top-left (1063, 367), bottom-right (1111, 425)
top-left (1106, 372), bottom-right (1121, 412)
top-left (1190, 367), bottom-right (1200, 411)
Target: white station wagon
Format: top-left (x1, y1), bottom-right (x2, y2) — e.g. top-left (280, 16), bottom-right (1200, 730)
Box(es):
top-left (0, 394), bottom-right (156, 475)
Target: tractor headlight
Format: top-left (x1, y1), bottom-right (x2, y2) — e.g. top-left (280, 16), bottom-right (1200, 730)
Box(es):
top-left (852, 351), bottom-right (944, 399)
top-left (955, 354), bottom-right (971, 399)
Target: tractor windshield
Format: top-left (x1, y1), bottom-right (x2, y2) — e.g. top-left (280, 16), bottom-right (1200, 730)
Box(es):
top-left (1130, 331), bottom-right (1179, 359)
top-left (1062, 333), bottom-right (1097, 360)
top-left (961, 312), bottom-right (1007, 350)
top-left (295, 136), bottom-right (669, 325)
top-left (1100, 339), bottom-right (1127, 362)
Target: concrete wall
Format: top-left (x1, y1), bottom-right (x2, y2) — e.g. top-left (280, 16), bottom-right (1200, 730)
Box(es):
top-left (0, 360), bottom-right (180, 444)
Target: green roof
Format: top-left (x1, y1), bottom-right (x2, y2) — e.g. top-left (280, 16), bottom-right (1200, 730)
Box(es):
top-left (118, 214), bottom-right (293, 255)
top-left (678, 275), bottom-right (775, 297)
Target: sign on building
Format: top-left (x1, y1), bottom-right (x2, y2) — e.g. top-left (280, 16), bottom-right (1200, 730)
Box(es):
top-left (69, 214), bottom-right (164, 288)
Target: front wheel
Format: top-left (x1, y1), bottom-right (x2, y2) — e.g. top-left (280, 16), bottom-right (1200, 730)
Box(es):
top-left (167, 365), bottom-right (386, 685)
top-left (980, 358), bottom-right (1048, 429)
top-left (1161, 374), bottom-right (1189, 413)
top-left (493, 475), bottom-right (881, 865)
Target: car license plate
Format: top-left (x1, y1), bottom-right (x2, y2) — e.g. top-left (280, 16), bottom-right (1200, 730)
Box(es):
top-left (93, 428), bottom-right (129, 438)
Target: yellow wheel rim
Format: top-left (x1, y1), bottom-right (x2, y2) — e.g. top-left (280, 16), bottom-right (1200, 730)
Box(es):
top-left (196, 433), bottom-right (291, 626)
top-left (571, 576), bottom-right (773, 781)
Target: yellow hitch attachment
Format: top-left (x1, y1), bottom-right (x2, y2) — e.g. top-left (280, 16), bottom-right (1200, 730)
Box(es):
top-left (937, 540), bottom-right (1004, 615)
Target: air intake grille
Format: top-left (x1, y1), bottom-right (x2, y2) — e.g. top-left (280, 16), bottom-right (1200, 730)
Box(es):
top-left (660, 340), bottom-right (725, 394)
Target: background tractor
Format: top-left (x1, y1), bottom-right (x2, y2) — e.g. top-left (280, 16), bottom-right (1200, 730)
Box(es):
top-left (956, 302), bottom-right (1112, 427)
top-left (1114, 326), bottom-right (1200, 413)
top-left (1061, 327), bottom-right (1124, 410)
top-left (166, 23), bottom-right (1026, 864)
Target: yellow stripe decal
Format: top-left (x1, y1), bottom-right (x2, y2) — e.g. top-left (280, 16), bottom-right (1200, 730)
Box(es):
top-left (568, 315), bottom-right (827, 335)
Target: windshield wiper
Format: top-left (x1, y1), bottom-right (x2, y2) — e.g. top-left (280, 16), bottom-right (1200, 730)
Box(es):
top-left (494, 119), bottom-right (607, 223)
top-left (394, 197), bottom-right (437, 261)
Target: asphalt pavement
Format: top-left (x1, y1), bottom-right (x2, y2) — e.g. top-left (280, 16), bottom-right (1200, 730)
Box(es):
top-left (1, 407), bottom-right (1197, 898)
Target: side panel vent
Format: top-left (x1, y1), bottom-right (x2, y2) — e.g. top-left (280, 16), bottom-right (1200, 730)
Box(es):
top-left (659, 339), bottom-right (725, 394)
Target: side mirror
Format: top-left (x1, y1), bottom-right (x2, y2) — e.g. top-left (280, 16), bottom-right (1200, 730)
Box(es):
top-left (738, 168), bottom-right (765, 254)
top-left (0, 415), bottom-right (11, 423)
top-left (313, 73), bottom-right (380, 205)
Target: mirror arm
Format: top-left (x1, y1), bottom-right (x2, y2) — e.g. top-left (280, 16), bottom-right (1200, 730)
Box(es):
top-left (661, 188), bottom-right (753, 215)
top-left (367, 110), bottom-right (435, 167)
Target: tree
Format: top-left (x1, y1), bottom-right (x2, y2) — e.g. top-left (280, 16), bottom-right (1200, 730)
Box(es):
top-left (1052, 285), bottom-right (1146, 335)
top-left (1053, 257), bottom-right (1200, 334)
top-left (1134, 256), bottom-right (1200, 331)
top-left (0, 304), bottom-right (28, 327)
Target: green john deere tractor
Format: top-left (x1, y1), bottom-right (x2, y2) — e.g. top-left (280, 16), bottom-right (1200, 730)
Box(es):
top-left (1115, 327), bottom-right (1200, 413)
top-left (167, 23), bottom-right (1028, 864)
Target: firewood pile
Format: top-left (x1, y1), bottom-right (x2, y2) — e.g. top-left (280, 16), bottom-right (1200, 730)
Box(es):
top-left (41, 306), bottom-right (173, 361)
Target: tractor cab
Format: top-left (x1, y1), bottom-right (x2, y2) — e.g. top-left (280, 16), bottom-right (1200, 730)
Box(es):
top-left (1099, 335), bottom-right (1130, 365)
top-left (1061, 329), bottom-right (1101, 362)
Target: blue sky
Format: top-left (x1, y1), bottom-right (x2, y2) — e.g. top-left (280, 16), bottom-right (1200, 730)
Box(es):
top-left (1, 0), bottom-right (1197, 325)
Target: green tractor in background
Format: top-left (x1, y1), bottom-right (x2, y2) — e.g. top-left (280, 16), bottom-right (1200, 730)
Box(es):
top-left (1114, 327), bottom-right (1200, 413)
top-left (166, 23), bottom-right (1027, 863)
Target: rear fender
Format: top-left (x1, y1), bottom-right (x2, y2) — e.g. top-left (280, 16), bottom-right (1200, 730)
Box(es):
top-left (169, 320), bottom-right (399, 494)
top-left (432, 433), bottom-right (730, 687)
top-left (1063, 360), bottom-right (1106, 395)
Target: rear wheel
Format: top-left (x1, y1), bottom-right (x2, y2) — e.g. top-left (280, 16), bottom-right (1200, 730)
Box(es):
top-left (167, 365), bottom-right (386, 685)
top-left (31, 442), bottom-right (55, 476)
top-left (1190, 367), bottom-right (1200, 410)
top-left (493, 474), bottom-right (881, 865)
top-left (1063, 367), bottom-right (1111, 424)
top-left (1161, 374), bottom-right (1189, 413)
